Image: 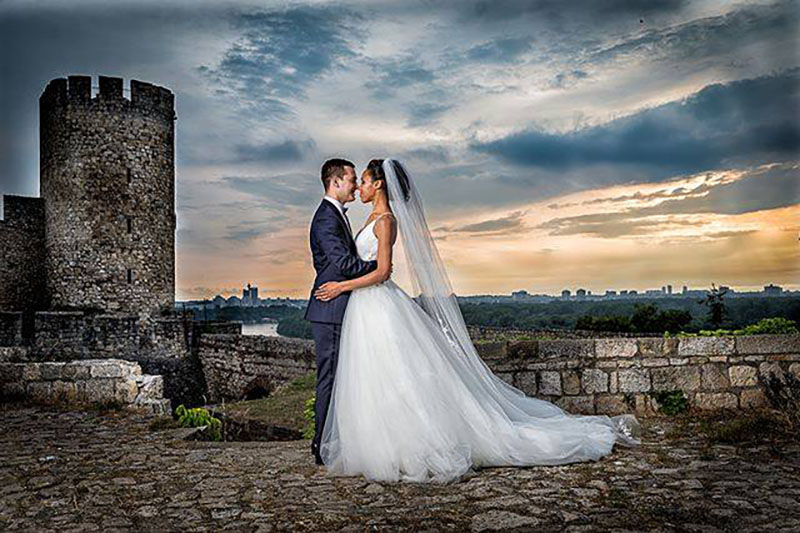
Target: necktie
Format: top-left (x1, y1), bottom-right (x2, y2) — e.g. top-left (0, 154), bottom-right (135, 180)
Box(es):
top-left (341, 206), bottom-right (353, 237)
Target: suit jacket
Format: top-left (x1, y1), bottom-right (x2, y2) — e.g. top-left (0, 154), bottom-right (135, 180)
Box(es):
top-left (304, 199), bottom-right (378, 324)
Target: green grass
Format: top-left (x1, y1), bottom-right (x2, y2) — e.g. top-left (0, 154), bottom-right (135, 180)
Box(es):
top-left (213, 372), bottom-right (316, 434)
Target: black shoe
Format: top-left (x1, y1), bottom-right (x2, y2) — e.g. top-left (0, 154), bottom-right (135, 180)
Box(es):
top-left (314, 453), bottom-right (324, 466)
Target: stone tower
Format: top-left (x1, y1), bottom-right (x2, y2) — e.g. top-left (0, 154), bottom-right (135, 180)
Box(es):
top-left (38, 75), bottom-right (177, 320)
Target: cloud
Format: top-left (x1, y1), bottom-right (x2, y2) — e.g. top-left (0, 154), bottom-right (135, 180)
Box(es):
top-left (537, 163), bottom-right (800, 238)
top-left (438, 210), bottom-right (527, 233)
top-left (474, 69), bottom-right (800, 175)
top-left (198, 4), bottom-right (361, 118)
top-left (466, 37), bottom-right (533, 63)
top-left (586, 0), bottom-right (799, 68)
top-left (233, 139), bottom-right (316, 163)
top-left (221, 172), bottom-right (321, 208)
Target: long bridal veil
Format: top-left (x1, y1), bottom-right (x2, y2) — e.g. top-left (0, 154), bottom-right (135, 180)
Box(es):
top-left (381, 158), bottom-right (642, 447)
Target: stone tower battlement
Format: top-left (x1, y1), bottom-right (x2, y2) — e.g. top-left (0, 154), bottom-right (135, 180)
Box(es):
top-left (37, 75), bottom-right (177, 321)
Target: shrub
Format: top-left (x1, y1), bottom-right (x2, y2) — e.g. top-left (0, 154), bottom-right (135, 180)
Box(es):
top-left (175, 404), bottom-right (222, 441)
top-left (651, 390), bottom-right (688, 415)
top-left (303, 395), bottom-right (316, 440)
top-left (759, 371), bottom-right (800, 432)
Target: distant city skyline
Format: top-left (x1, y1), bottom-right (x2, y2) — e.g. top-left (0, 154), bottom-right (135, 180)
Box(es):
top-left (1, 1), bottom-right (798, 300)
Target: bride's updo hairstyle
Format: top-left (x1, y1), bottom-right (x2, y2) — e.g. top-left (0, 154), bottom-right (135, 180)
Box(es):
top-left (366, 158), bottom-right (411, 202)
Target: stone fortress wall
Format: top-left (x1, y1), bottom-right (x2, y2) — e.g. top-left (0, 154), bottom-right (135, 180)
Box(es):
top-left (192, 331), bottom-right (799, 416)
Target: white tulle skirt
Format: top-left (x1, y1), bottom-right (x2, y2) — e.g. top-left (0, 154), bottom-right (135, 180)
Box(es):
top-left (319, 279), bottom-right (641, 484)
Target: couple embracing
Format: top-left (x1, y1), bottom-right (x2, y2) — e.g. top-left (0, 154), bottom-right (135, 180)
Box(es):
top-left (304, 158), bottom-right (640, 484)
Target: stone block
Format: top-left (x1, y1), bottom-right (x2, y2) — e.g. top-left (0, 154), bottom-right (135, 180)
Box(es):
top-left (495, 372), bottom-right (514, 387)
top-left (582, 368), bottom-right (608, 394)
top-left (618, 369), bottom-right (650, 392)
top-left (507, 340), bottom-right (537, 359)
top-left (678, 336), bottom-right (735, 357)
top-left (0, 363), bottom-right (23, 382)
top-left (735, 334), bottom-right (800, 355)
top-left (790, 363), bottom-right (800, 379)
top-left (538, 371), bottom-right (561, 395)
top-left (27, 381), bottom-right (52, 403)
top-left (596, 339), bottom-right (637, 358)
top-left (694, 392), bottom-right (738, 410)
top-left (1, 381), bottom-right (25, 398)
top-left (555, 395), bottom-right (594, 414)
top-left (514, 372), bottom-right (536, 395)
top-left (595, 394), bottom-right (629, 415)
top-left (22, 363), bottom-right (40, 381)
top-left (561, 370), bottom-right (580, 395)
top-left (729, 365), bottom-right (758, 387)
top-left (739, 388), bottom-right (768, 409)
top-left (39, 362), bottom-right (64, 380)
top-left (115, 379), bottom-right (139, 404)
top-left (637, 337), bottom-right (663, 357)
top-left (759, 362), bottom-right (784, 381)
top-left (62, 362), bottom-right (91, 381)
top-left (81, 379), bottom-right (115, 403)
top-left (701, 364), bottom-right (730, 390)
top-left (51, 380), bottom-right (78, 403)
top-left (651, 366), bottom-right (701, 392)
top-left (642, 358), bottom-right (669, 367)
top-left (475, 341), bottom-right (507, 359)
top-left (539, 339), bottom-right (594, 359)
top-left (88, 359), bottom-right (141, 379)
top-left (609, 371), bottom-right (618, 393)
top-left (135, 374), bottom-right (164, 400)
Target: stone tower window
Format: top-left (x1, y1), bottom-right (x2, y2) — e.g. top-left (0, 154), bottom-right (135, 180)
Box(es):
top-left (126, 168), bottom-right (132, 184)
top-left (127, 268), bottom-right (132, 284)
top-left (126, 216), bottom-right (132, 233)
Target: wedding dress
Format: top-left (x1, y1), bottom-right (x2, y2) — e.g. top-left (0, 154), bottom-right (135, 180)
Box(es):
top-left (319, 160), bottom-right (641, 484)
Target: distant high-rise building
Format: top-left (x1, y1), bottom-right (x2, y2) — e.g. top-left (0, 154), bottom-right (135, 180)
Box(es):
top-left (667, 284), bottom-right (672, 294)
top-left (682, 286), bottom-right (688, 294)
top-left (561, 289), bottom-right (571, 298)
top-left (576, 288), bottom-right (586, 297)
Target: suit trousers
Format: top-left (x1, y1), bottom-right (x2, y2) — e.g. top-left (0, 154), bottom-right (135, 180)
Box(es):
top-left (310, 321), bottom-right (342, 456)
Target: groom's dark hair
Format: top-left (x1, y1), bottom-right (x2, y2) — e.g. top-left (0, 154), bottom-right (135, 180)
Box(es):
top-left (321, 158), bottom-right (355, 191)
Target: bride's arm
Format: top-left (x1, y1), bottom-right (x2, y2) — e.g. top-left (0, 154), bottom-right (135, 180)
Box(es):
top-left (314, 216), bottom-right (397, 300)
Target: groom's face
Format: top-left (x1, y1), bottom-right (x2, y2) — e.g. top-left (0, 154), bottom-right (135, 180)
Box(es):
top-left (333, 166), bottom-right (358, 204)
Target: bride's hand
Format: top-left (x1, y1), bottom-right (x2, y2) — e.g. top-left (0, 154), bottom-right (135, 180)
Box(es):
top-left (315, 281), bottom-right (344, 301)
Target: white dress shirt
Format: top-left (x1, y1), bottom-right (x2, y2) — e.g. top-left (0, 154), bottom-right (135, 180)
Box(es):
top-left (323, 195), bottom-right (353, 237)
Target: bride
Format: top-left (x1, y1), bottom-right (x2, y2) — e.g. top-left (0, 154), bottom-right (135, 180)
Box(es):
top-left (313, 158), bottom-right (641, 484)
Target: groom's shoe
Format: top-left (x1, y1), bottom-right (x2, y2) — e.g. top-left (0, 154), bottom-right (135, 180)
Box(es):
top-left (311, 442), bottom-right (324, 465)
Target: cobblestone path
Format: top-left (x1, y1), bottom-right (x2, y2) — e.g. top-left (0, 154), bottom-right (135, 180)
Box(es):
top-left (1, 403), bottom-right (798, 532)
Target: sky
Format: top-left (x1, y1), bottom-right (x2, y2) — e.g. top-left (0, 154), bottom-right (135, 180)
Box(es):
top-left (1, 0), bottom-right (798, 300)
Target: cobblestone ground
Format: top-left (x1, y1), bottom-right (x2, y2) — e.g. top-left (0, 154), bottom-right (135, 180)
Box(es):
top-left (1, 402), bottom-right (798, 532)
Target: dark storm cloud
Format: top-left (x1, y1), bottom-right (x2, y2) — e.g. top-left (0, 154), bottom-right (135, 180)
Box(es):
top-left (474, 69), bottom-right (800, 175)
top-left (537, 164), bottom-right (800, 238)
top-left (233, 139), bottom-right (317, 163)
top-left (198, 4), bottom-right (361, 117)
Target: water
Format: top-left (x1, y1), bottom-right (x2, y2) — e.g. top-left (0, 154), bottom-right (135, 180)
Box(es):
top-left (240, 321), bottom-right (281, 337)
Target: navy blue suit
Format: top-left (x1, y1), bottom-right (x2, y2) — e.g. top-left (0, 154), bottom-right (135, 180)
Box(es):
top-left (304, 199), bottom-right (377, 461)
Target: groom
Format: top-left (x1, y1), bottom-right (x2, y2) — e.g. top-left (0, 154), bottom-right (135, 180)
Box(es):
top-left (304, 158), bottom-right (378, 465)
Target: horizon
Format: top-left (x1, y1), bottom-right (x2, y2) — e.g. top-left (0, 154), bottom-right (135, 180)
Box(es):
top-left (1, 0), bottom-right (798, 300)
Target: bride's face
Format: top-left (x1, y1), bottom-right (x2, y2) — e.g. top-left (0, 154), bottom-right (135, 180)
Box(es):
top-left (358, 170), bottom-right (377, 203)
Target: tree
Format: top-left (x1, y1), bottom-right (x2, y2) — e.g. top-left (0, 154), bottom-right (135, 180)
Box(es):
top-left (699, 283), bottom-right (729, 328)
